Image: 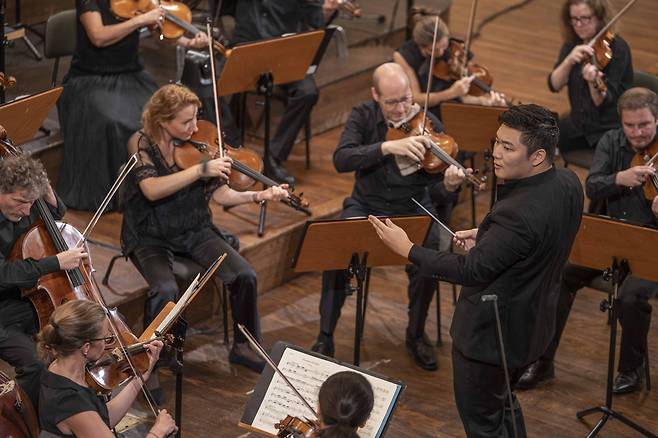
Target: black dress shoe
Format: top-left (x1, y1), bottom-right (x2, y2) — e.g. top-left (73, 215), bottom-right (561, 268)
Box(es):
top-left (405, 334), bottom-right (438, 371)
top-left (613, 366), bottom-right (644, 394)
top-left (229, 344), bottom-right (266, 373)
top-left (516, 359), bottom-right (555, 390)
top-left (311, 333), bottom-right (334, 357)
top-left (264, 155), bottom-right (296, 187)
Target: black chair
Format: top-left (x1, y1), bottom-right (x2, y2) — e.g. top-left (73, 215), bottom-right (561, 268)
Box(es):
top-left (103, 253), bottom-right (231, 345)
top-left (44, 9), bottom-right (77, 88)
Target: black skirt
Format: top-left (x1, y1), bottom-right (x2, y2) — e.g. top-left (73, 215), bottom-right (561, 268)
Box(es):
top-left (56, 69), bottom-right (157, 211)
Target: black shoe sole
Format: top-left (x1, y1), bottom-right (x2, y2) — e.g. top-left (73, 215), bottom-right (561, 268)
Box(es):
top-left (405, 342), bottom-right (438, 371)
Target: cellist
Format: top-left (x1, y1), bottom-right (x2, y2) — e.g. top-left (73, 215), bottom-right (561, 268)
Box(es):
top-left (0, 154), bottom-right (87, 407)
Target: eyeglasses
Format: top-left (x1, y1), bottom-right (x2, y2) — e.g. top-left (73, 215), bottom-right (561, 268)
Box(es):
top-left (88, 334), bottom-right (116, 346)
top-left (570, 15), bottom-right (593, 25)
top-left (382, 95), bottom-right (412, 108)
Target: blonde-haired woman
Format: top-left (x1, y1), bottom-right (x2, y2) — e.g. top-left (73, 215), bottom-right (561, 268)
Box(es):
top-left (120, 84), bottom-right (288, 393)
top-left (37, 300), bottom-right (176, 438)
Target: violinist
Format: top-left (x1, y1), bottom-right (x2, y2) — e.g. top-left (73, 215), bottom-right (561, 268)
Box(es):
top-left (370, 104), bottom-right (584, 437)
top-left (226, 0), bottom-right (341, 186)
top-left (314, 371), bottom-right (374, 438)
top-left (120, 84), bottom-right (289, 394)
top-left (310, 63), bottom-right (471, 371)
top-left (0, 155), bottom-right (87, 407)
top-left (393, 14), bottom-right (506, 117)
top-left (37, 299), bottom-right (177, 438)
top-left (518, 87), bottom-right (658, 394)
top-left (56, 0), bottom-right (209, 212)
top-left (548, 0), bottom-right (633, 157)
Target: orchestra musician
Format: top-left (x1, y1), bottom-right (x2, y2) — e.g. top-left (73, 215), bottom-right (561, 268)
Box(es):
top-left (120, 84), bottom-right (289, 398)
top-left (37, 299), bottom-right (177, 438)
top-left (517, 87), bottom-right (658, 394)
top-left (225, 0), bottom-right (341, 187)
top-left (0, 155), bottom-right (87, 406)
top-left (393, 13), bottom-right (506, 117)
top-left (56, 0), bottom-right (209, 211)
top-left (549, 0), bottom-right (633, 157)
top-left (314, 371), bottom-right (374, 438)
top-left (370, 104), bottom-right (584, 437)
top-left (310, 62), bottom-right (471, 371)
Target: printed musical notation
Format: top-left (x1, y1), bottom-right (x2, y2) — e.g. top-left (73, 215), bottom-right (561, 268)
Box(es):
top-left (251, 348), bottom-right (400, 438)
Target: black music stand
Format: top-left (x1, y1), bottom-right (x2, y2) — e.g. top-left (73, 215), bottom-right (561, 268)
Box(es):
top-left (292, 215), bottom-right (432, 366)
top-left (569, 214), bottom-right (658, 438)
top-left (216, 30), bottom-right (326, 235)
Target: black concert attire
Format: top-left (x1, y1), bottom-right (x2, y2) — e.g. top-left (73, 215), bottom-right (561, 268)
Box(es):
top-left (56, 0), bottom-right (158, 211)
top-left (317, 100), bottom-right (459, 347)
top-left (39, 370), bottom-right (110, 437)
top-left (0, 195), bottom-right (66, 407)
top-left (120, 133), bottom-right (261, 346)
top-left (548, 36), bottom-right (633, 154)
top-left (228, 0), bottom-right (324, 162)
top-left (409, 167), bottom-right (584, 437)
top-left (540, 129), bottom-right (658, 374)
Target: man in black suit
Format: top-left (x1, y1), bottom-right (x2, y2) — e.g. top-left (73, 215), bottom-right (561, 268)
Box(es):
top-left (371, 104), bottom-right (584, 437)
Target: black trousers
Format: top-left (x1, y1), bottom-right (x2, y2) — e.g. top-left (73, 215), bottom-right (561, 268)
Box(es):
top-left (542, 264), bottom-right (658, 372)
top-left (453, 347), bottom-right (527, 438)
top-left (130, 229), bottom-right (261, 345)
top-left (318, 196), bottom-right (443, 339)
top-left (558, 115), bottom-right (595, 155)
top-left (0, 298), bottom-right (43, 408)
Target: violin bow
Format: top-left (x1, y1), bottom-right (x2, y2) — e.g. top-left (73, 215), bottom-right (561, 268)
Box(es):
top-left (586, 0), bottom-right (637, 48)
top-left (237, 324), bottom-right (319, 421)
top-left (460, 0), bottom-right (479, 77)
top-left (206, 20), bottom-right (225, 159)
top-left (75, 153), bottom-right (139, 248)
top-left (419, 16), bottom-right (441, 135)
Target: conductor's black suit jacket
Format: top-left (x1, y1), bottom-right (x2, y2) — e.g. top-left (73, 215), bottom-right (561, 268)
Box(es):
top-left (409, 167), bottom-right (584, 369)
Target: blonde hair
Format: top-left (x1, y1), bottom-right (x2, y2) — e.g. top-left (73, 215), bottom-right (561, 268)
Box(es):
top-left (412, 15), bottom-right (450, 49)
top-left (37, 300), bottom-right (106, 364)
top-left (141, 84), bottom-right (202, 140)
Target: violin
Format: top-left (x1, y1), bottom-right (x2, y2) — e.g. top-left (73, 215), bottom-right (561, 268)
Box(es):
top-left (110, 0), bottom-right (228, 55)
top-left (174, 119), bottom-right (311, 214)
top-left (630, 138), bottom-right (658, 201)
top-left (0, 371), bottom-right (39, 438)
top-left (432, 39), bottom-right (494, 98)
top-left (275, 415), bottom-right (319, 438)
top-left (583, 0), bottom-right (638, 93)
top-left (386, 111), bottom-right (486, 190)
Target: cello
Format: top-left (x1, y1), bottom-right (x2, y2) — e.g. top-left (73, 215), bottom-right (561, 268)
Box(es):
top-left (0, 371), bottom-right (39, 438)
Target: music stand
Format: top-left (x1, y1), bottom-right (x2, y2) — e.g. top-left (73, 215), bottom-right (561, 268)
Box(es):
top-left (441, 102), bottom-right (506, 226)
top-left (216, 30), bottom-right (325, 235)
top-left (292, 215), bottom-right (432, 365)
top-left (0, 87), bottom-right (63, 144)
top-left (569, 214), bottom-right (658, 438)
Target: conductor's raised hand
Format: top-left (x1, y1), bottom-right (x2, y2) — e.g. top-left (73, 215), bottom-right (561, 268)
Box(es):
top-left (381, 135), bottom-right (429, 162)
top-left (454, 228), bottom-right (478, 251)
top-left (368, 215), bottom-right (413, 258)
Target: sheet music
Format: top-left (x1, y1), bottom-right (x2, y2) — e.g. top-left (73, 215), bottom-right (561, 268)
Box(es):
top-left (251, 348), bottom-right (401, 438)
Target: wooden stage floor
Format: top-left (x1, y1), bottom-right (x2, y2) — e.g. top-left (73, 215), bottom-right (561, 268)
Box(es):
top-left (3, 0), bottom-right (658, 436)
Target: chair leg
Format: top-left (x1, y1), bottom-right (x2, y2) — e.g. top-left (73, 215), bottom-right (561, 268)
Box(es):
top-left (645, 338), bottom-right (651, 391)
top-left (102, 253), bottom-right (124, 286)
top-left (436, 283), bottom-right (442, 346)
top-left (360, 268), bottom-right (372, 342)
top-left (222, 284), bottom-right (229, 345)
top-left (304, 114), bottom-right (311, 169)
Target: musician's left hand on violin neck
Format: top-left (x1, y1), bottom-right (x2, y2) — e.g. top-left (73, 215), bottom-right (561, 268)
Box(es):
top-left (444, 164), bottom-right (470, 192)
top-left (182, 31), bottom-right (209, 49)
top-left (255, 184), bottom-right (290, 203)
